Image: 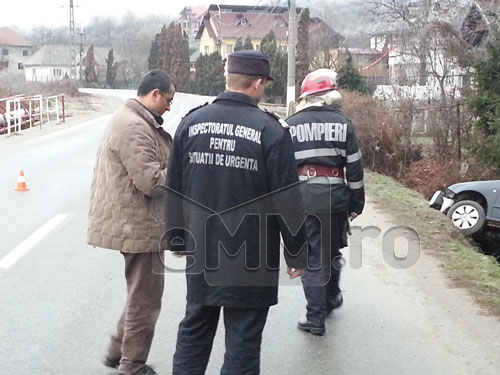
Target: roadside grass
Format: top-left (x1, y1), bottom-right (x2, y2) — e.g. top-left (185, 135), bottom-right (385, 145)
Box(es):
top-left (365, 171), bottom-right (500, 317)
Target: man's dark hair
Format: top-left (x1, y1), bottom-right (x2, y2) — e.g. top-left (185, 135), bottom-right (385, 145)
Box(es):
top-left (227, 73), bottom-right (266, 90)
top-left (137, 69), bottom-right (175, 97)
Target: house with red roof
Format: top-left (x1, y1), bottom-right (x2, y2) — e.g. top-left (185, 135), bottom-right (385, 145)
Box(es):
top-left (0, 27), bottom-right (33, 77)
top-left (196, 4), bottom-right (343, 61)
top-left (179, 6), bottom-right (208, 77)
top-left (180, 6), bottom-right (207, 38)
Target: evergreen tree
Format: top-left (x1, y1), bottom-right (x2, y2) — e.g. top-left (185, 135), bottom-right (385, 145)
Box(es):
top-left (194, 52), bottom-right (225, 96)
top-left (243, 35), bottom-right (253, 50)
top-left (234, 37), bottom-right (244, 52)
top-left (168, 23), bottom-right (190, 90)
top-left (270, 51), bottom-right (287, 102)
top-left (158, 25), bottom-right (168, 69)
top-left (206, 52), bottom-right (225, 95)
top-left (194, 53), bottom-right (208, 95)
top-left (84, 44), bottom-right (98, 84)
top-left (296, 8), bottom-right (310, 92)
top-left (468, 28), bottom-right (500, 169)
top-left (147, 32), bottom-right (161, 70)
top-left (106, 49), bottom-right (117, 87)
top-left (260, 30), bottom-right (287, 102)
top-left (337, 52), bottom-right (369, 94)
top-left (260, 30), bottom-right (278, 56)
top-left (153, 22), bottom-right (190, 90)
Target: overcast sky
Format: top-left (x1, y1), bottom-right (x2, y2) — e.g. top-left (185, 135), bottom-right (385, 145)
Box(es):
top-left (0, 0), bottom-right (299, 30)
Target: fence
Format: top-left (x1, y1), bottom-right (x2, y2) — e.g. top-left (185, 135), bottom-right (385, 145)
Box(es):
top-left (0, 94), bottom-right (24, 133)
top-left (0, 94), bottom-right (65, 136)
top-left (45, 95), bottom-right (65, 125)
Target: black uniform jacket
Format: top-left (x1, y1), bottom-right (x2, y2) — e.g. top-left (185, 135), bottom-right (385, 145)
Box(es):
top-left (286, 105), bottom-right (365, 215)
top-left (166, 92), bottom-right (307, 308)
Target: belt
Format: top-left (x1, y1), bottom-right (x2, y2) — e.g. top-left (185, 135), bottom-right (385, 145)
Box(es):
top-left (297, 164), bottom-right (344, 178)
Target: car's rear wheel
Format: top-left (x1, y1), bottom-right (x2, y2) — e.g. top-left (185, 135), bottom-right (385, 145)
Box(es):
top-left (446, 200), bottom-right (486, 235)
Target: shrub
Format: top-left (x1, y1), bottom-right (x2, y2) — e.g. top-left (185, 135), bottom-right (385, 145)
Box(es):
top-left (403, 159), bottom-right (450, 198)
top-left (342, 91), bottom-right (422, 178)
top-left (404, 158), bottom-right (499, 199)
top-left (0, 76), bottom-right (82, 98)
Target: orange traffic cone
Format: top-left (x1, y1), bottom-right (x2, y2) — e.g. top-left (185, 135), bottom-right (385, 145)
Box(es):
top-left (14, 170), bottom-right (30, 192)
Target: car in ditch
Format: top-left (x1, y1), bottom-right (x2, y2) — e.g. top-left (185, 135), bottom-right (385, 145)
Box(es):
top-left (429, 180), bottom-right (500, 235)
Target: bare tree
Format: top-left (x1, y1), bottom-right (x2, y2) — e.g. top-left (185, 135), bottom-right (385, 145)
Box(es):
top-left (365, 0), bottom-right (473, 162)
top-left (306, 0), bottom-right (351, 71)
top-left (86, 16), bottom-right (117, 45)
top-left (308, 18), bottom-right (344, 71)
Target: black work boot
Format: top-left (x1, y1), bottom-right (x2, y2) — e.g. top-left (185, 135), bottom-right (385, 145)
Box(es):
top-left (134, 365), bottom-right (158, 375)
top-left (326, 267), bottom-right (343, 315)
top-left (298, 317), bottom-right (325, 336)
top-left (326, 292), bottom-right (343, 314)
top-left (103, 356), bottom-right (120, 369)
top-left (119, 364), bottom-right (158, 375)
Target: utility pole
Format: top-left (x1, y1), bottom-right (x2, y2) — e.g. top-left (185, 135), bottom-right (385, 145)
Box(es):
top-left (79, 27), bottom-right (86, 82)
top-left (69, 0), bottom-right (76, 79)
top-left (286, 0), bottom-right (297, 116)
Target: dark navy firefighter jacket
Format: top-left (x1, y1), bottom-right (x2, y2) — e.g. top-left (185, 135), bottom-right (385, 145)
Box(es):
top-left (165, 92), bottom-right (308, 308)
top-left (286, 105), bottom-right (365, 215)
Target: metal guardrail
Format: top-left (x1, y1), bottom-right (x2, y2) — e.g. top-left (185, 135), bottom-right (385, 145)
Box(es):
top-left (44, 95), bottom-right (65, 125)
top-left (0, 94), bottom-right (65, 136)
top-left (0, 94), bottom-right (24, 129)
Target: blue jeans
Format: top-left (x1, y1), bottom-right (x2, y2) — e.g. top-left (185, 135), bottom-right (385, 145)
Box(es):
top-left (173, 303), bottom-right (269, 375)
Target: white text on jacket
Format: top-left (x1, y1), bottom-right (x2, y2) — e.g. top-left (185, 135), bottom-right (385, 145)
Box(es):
top-left (289, 123), bottom-right (347, 143)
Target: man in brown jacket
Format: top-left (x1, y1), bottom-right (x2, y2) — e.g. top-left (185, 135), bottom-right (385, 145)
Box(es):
top-left (88, 69), bottom-right (175, 375)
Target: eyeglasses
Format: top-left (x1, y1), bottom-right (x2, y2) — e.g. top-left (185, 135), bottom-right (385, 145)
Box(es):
top-left (160, 92), bottom-right (174, 106)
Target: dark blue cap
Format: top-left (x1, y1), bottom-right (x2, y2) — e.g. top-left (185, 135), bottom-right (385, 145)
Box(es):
top-left (227, 50), bottom-right (273, 81)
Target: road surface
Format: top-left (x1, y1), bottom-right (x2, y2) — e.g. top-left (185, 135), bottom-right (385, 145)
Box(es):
top-left (0, 89), bottom-right (498, 374)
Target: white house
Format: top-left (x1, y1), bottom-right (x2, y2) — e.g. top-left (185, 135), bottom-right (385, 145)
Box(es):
top-left (24, 45), bottom-right (76, 82)
top-left (0, 27), bottom-right (33, 76)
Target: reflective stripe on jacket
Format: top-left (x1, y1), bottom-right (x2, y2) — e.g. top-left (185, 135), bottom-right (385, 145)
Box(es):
top-left (287, 105), bottom-right (365, 214)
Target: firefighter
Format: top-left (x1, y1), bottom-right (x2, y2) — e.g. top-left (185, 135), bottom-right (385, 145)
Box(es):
top-left (287, 68), bottom-right (365, 335)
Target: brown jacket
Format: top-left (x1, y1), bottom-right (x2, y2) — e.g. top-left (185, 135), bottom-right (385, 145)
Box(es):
top-left (87, 99), bottom-right (172, 253)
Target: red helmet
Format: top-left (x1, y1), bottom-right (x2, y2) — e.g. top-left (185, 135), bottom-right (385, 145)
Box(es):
top-left (299, 69), bottom-right (337, 100)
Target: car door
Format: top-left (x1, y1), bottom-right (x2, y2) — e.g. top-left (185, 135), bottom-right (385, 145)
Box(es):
top-left (489, 181), bottom-right (500, 220)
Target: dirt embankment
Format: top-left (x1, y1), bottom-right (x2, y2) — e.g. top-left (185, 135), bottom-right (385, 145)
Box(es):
top-left (63, 94), bottom-right (124, 123)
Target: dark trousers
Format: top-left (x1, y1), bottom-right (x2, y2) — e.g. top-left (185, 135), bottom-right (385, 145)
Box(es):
top-left (173, 303), bottom-right (269, 375)
top-left (107, 252), bottom-right (165, 375)
top-left (301, 213), bottom-right (345, 323)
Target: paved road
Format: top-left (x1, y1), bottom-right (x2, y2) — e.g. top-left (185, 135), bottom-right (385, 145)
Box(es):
top-left (0, 89), bottom-right (498, 374)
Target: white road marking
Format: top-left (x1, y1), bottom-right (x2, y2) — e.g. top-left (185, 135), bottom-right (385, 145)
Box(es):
top-left (0, 214), bottom-right (68, 269)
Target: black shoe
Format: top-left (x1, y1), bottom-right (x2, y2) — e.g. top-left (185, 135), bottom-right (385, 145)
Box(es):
top-left (297, 317), bottom-right (325, 336)
top-left (134, 365), bottom-right (158, 375)
top-left (327, 292), bottom-right (343, 314)
top-left (103, 356), bottom-right (120, 369)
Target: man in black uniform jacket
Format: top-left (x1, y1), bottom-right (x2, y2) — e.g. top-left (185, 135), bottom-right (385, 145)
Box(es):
top-left (287, 69), bottom-right (365, 335)
top-left (165, 50), bottom-right (307, 375)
